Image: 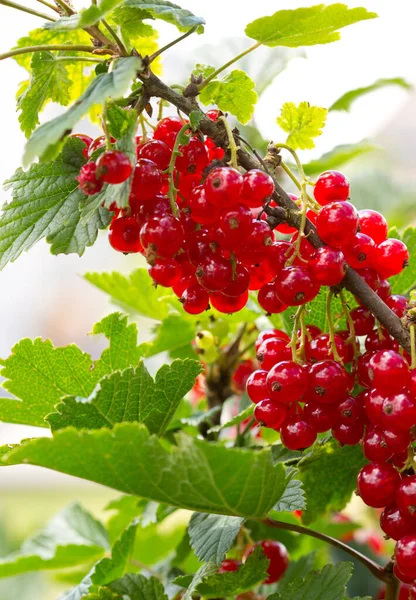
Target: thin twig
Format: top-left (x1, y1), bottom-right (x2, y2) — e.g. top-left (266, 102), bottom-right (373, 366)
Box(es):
top-left (198, 42), bottom-right (261, 90)
top-left (52, 0), bottom-right (73, 14)
top-left (0, 44), bottom-right (105, 61)
top-left (35, 0), bottom-right (60, 13)
top-left (102, 19), bottom-right (128, 56)
top-left (149, 25), bottom-right (198, 63)
top-left (0, 0), bottom-right (55, 20)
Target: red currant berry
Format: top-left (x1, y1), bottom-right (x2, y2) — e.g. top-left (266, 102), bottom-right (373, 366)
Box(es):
top-left (307, 333), bottom-right (349, 363)
top-left (378, 278), bottom-right (392, 301)
top-left (281, 415), bottom-right (317, 450)
top-left (386, 294), bottom-right (408, 318)
top-left (76, 162), bottom-right (103, 195)
top-left (307, 360), bottom-right (349, 404)
top-left (180, 285), bottom-right (209, 314)
top-left (266, 360), bottom-right (308, 404)
top-left (357, 462), bottom-right (401, 508)
top-left (332, 420), bottom-right (364, 445)
top-left (350, 307), bottom-right (375, 336)
top-left (357, 351), bottom-right (375, 387)
top-left (337, 396), bottom-right (363, 422)
top-left (87, 135), bottom-right (115, 157)
top-left (153, 116), bottom-right (184, 147)
top-left (397, 477), bottom-right (416, 519)
top-left (254, 398), bottom-right (288, 429)
top-left (140, 215), bottom-right (184, 258)
top-left (196, 256), bottom-right (233, 292)
top-left (381, 505), bottom-right (416, 540)
top-left (258, 282), bottom-right (288, 314)
top-left (187, 186), bottom-right (221, 225)
top-left (222, 264), bottom-right (250, 296)
top-left (273, 194), bottom-right (298, 234)
top-left (70, 133), bottom-right (93, 156)
top-left (314, 170), bottom-right (350, 205)
top-left (216, 203), bottom-right (252, 248)
top-left (316, 201), bottom-right (358, 248)
top-left (132, 159), bottom-right (163, 201)
top-left (383, 429), bottom-right (411, 454)
top-left (308, 246), bottom-right (346, 285)
top-left (381, 391), bottom-right (416, 432)
top-left (358, 209), bottom-right (388, 244)
top-left (376, 239), bottom-right (410, 278)
top-left (343, 233), bottom-right (376, 269)
top-left (149, 258), bottom-right (182, 287)
top-left (133, 194), bottom-right (171, 219)
top-left (265, 241), bottom-right (292, 277)
top-left (356, 267), bottom-right (381, 292)
top-left (246, 261), bottom-right (273, 290)
top-left (204, 167), bottom-right (243, 208)
top-left (209, 291), bottom-right (248, 314)
top-left (245, 541), bottom-right (289, 584)
top-left (206, 109), bottom-right (220, 121)
top-left (304, 402), bottom-right (337, 433)
top-left (363, 428), bottom-right (393, 462)
top-left (96, 150), bottom-right (132, 184)
top-left (246, 370), bottom-right (268, 404)
top-left (218, 559), bottom-right (241, 573)
top-left (176, 137), bottom-right (209, 174)
top-left (108, 216), bottom-right (142, 253)
top-left (369, 350), bottom-right (410, 393)
top-left (290, 232), bottom-right (317, 261)
top-left (255, 329), bottom-right (290, 352)
top-left (275, 266), bottom-right (320, 306)
top-left (365, 330), bottom-right (396, 353)
top-left (137, 139), bottom-right (171, 170)
top-left (395, 535), bottom-right (416, 579)
top-left (241, 169), bottom-right (274, 208)
top-left (256, 338), bottom-right (291, 371)
top-left (365, 388), bottom-right (386, 427)
top-left (409, 369), bottom-right (416, 397)
top-left (185, 230), bottom-right (216, 266)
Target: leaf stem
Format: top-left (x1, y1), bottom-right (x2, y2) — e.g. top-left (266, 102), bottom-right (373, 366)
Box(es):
top-left (149, 25), bottom-right (198, 63)
top-left (167, 122), bottom-right (191, 216)
top-left (102, 19), bottom-right (128, 56)
top-left (290, 306), bottom-right (305, 363)
top-left (263, 517), bottom-right (393, 583)
top-left (339, 290), bottom-right (360, 361)
top-left (35, 0), bottom-right (60, 13)
top-left (52, 0), bottom-right (74, 14)
top-left (326, 290), bottom-right (342, 362)
top-left (198, 41), bottom-right (261, 90)
top-left (0, 44), bottom-right (106, 61)
top-left (0, 0), bottom-right (55, 20)
top-left (219, 116), bottom-right (239, 169)
top-left (54, 55), bottom-right (106, 63)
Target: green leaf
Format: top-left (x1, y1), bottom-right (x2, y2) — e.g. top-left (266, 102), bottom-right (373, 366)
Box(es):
top-left (245, 4), bottom-right (377, 48)
top-left (2, 423), bottom-right (287, 518)
top-left (0, 312), bottom-right (140, 427)
top-left (302, 142), bottom-right (379, 176)
top-left (178, 547), bottom-right (269, 598)
top-left (277, 102), bottom-right (327, 150)
top-left (188, 513), bottom-right (244, 565)
top-left (329, 77), bottom-right (412, 112)
top-left (0, 137), bottom-right (110, 268)
top-left (274, 471), bottom-right (306, 512)
top-left (266, 562), bottom-right (354, 600)
top-left (45, 0), bottom-right (128, 30)
top-left (138, 315), bottom-right (195, 358)
top-left (178, 563), bottom-right (218, 600)
top-left (388, 226), bottom-right (416, 295)
top-left (61, 521), bottom-right (138, 599)
top-left (47, 359), bottom-right (201, 436)
top-left (108, 573), bottom-right (168, 599)
top-left (23, 57), bottom-right (142, 166)
top-left (298, 438), bottom-right (366, 524)
top-left (117, 0), bottom-right (205, 33)
top-left (208, 404), bottom-right (254, 434)
top-left (84, 269), bottom-right (174, 320)
top-left (199, 70), bottom-right (257, 125)
top-left (17, 51), bottom-right (71, 137)
top-left (112, 7), bottom-right (157, 41)
top-left (0, 503), bottom-right (108, 579)
top-left (192, 63), bottom-right (215, 79)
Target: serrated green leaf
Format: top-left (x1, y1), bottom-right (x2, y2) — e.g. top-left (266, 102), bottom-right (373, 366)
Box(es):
top-left (329, 77), bottom-right (412, 112)
top-left (0, 503), bottom-right (108, 579)
top-left (274, 471), bottom-right (306, 512)
top-left (84, 269), bottom-right (174, 320)
top-left (298, 439), bottom-right (366, 524)
top-left (266, 562), bottom-right (354, 600)
top-left (108, 573), bottom-right (168, 599)
top-left (2, 423), bottom-right (287, 518)
top-left (271, 445), bottom-right (303, 465)
top-left (45, 0), bottom-right (127, 30)
top-left (47, 359), bottom-right (201, 436)
top-left (178, 547), bottom-right (269, 598)
top-left (208, 404), bottom-right (254, 434)
top-left (0, 137), bottom-right (110, 268)
top-left (188, 513), bottom-right (244, 565)
top-left (23, 57), bottom-right (142, 166)
top-left (277, 102), bottom-right (327, 150)
top-left (245, 4), bottom-right (377, 48)
top-left (302, 142), bottom-right (379, 176)
top-left (189, 110), bottom-right (204, 130)
top-left (192, 63), bottom-right (215, 79)
top-left (17, 51), bottom-right (71, 137)
top-left (0, 312), bottom-right (140, 427)
top-left (116, 0), bottom-right (205, 32)
top-left (61, 521), bottom-right (138, 600)
top-left (138, 315), bottom-right (195, 358)
top-left (112, 7), bottom-right (157, 41)
top-left (199, 70), bottom-right (257, 125)
top-left (388, 226), bottom-right (416, 295)
top-left (178, 563), bottom-right (218, 600)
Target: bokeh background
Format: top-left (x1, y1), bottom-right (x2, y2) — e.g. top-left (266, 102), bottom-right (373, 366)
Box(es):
top-left (0, 0), bottom-right (416, 597)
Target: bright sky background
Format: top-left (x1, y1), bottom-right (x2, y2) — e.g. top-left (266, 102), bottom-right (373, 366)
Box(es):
top-left (0, 0), bottom-right (415, 483)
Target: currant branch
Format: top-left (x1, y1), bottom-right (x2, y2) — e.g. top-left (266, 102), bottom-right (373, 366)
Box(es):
top-left (138, 68), bottom-right (411, 354)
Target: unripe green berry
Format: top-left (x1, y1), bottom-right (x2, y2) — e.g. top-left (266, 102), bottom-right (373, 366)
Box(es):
top-left (195, 330), bottom-right (215, 349)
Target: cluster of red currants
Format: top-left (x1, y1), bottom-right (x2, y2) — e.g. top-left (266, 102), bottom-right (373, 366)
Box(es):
top-left (219, 539), bottom-right (289, 586)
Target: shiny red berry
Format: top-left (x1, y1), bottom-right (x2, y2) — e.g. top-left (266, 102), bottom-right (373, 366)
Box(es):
top-left (108, 216), bottom-right (142, 253)
top-left (255, 329), bottom-right (290, 352)
top-left (246, 370), bottom-right (268, 404)
top-left (376, 239), bottom-right (409, 278)
top-left (314, 170), bottom-right (350, 205)
top-left (266, 360), bottom-right (308, 404)
top-left (196, 256), bottom-right (233, 292)
top-left (240, 169), bottom-right (275, 208)
top-left (381, 391), bottom-right (416, 432)
top-left (149, 258), bottom-right (182, 287)
top-left (176, 137), bottom-right (209, 174)
top-left (332, 420), bottom-right (364, 445)
top-left (265, 241), bottom-right (292, 277)
top-left (257, 282), bottom-right (288, 314)
top-left (350, 307), bottom-right (375, 336)
top-left (386, 294), bottom-right (408, 318)
top-left (77, 162), bottom-right (103, 195)
top-left (222, 264), bottom-right (250, 297)
top-left (304, 402), bottom-right (337, 433)
top-left (245, 541), bottom-right (289, 584)
top-left (96, 150), bottom-right (132, 184)
top-left (275, 266), bottom-right (320, 306)
top-left (209, 291), bottom-right (248, 314)
top-left (395, 535), bottom-right (416, 579)
top-left (368, 350), bottom-right (410, 393)
top-left (132, 158), bottom-right (163, 201)
top-left (204, 167), bottom-right (243, 208)
top-left (254, 398), bottom-right (288, 429)
top-left (397, 477), bottom-right (416, 519)
top-left (137, 139), bottom-right (171, 170)
top-left (280, 416), bottom-right (317, 450)
top-left (357, 462), bottom-right (401, 508)
top-left (140, 215), bottom-right (184, 258)
top-left (343, 233), bottom-right (376, 269)
top-left (308, 246), bottom-right (346, 285)
top-left (216, 203), bottom-right (252, 248)
top-left (316, 201), bottom-right (358, 248)
top-left (307, 360), bottom-right (349, 403)
top-left (218, 559), bottom-right (241, 573)
top-left (256, 338), bottom-right (291, 371)
top-left (380, 505), bottom-right (416, 540)
top-left (363, 428), bottom-right (393, 462)
top-left (187, 186), bottom-right (221, 225)
top-left (358, 209), bottom-right (388, 244)
top-left (180, 285), bottom-right (209, 314)
top-left (153, 116), bottom-right (184, 148)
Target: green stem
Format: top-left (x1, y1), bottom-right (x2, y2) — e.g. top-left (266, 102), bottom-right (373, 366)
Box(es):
top-left (281, 161), bottom-right (302, 192)
top-left (102, 19), bottom-right (128, 56)
top-left (167, 122), bottom-right (192, 216)
top-left (35, 0), bottom-right (60, 13)
top-left (289, 306), bottom-right (305, 363)
top-left (102, 103), bottom-right (112, 150)
top-left (198, 41), bottom-right (261, 90)
top-left (52, 0), bottom-right (74, 14)
top-left (384, 576), bottom-right (400, 600)
top-left (54, 55), bottom-right (106, 63)
top-left (0, 0), bottom-right (55, 19)
top-left (411, 326), bottom-right (416, 369)
top-left (263, 517), bottom-right (392, 583)
top-left (275, 143), bottom-right (305, 180)
top-left (340, 290), bottom-right (359, 362)
top-left (219, 116), bottom-right (239, 169)
top-left (0, 44), bottom-right (103, 61)
top-left (149, 25), bottom-right (198, 63)
top-left (326, 290), bottom-right (342, 362)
